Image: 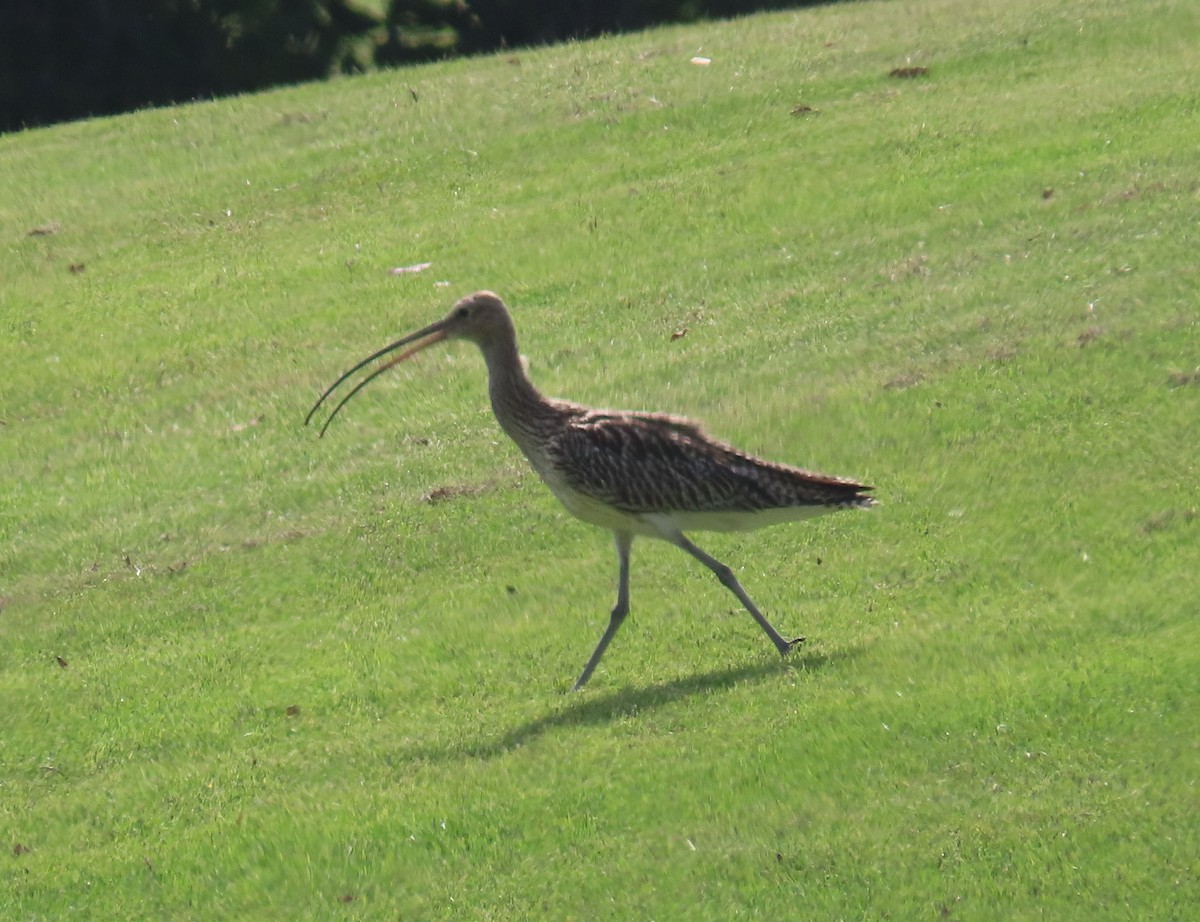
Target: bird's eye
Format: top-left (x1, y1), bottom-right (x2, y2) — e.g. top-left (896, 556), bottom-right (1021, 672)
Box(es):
top-left (456, 306), bottom-right (470, 319)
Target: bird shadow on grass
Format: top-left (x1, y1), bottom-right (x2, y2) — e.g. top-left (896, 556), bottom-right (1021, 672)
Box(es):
top-left (396, 645), bottom-right (862, 765)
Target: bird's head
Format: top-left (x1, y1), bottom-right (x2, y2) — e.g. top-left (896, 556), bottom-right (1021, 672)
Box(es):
top-left (438, 290), bottom-right (516, 349)
top-left (305, 290), bottom-right (516, 436)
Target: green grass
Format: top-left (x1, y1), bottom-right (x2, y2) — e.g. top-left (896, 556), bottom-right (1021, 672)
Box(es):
top-left (2, 0), bottom-right (1198, 917)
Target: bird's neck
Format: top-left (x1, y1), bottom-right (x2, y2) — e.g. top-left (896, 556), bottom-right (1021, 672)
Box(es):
top-left (480, 338), bottom-right (558, 455)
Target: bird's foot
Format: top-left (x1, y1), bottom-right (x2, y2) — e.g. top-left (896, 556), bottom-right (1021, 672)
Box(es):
top-left (780, 636), bottom-right (806, 656)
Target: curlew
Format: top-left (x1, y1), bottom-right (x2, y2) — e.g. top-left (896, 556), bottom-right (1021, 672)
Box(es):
top-left (307, 291), bottom-right (876, 689)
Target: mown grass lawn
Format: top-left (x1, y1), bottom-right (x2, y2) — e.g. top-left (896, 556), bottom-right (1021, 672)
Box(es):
top-left (2, 0), bottom-right (1197, 917)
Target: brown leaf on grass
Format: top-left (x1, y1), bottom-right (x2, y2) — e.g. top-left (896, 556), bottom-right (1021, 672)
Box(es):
top-left (278, 111), bottom-right (318, 126)
top-left (28, 222), bottom-right (62, 236)
top-left (889, 66), bottom-right (929, 78)
top-left (883, 252), bottom-right (930, 282)
top-left (987, 345), bottom-right (1018, 363)
top-left (1113, 181), bottom-right (1169, 204)
top-left (884, 372), bottom-right (923, 390)
top-left (423, 482), bottom-right (489, 505)
top-left (229, 414), bottom-right (265, 432)
top-left (1141, 509), bottom-right (1197, 534)
top-left (13, 843), bottom-right (31, 856)
top-left (1076, 326), bottom-right (1104, 347)
top-left (56, 656), bottom-right (69, 668)
top-left (423, 485), bottom-right (459, 504)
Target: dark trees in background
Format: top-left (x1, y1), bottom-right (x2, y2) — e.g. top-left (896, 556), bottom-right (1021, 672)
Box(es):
top-left (1, 0), bottom-right (378, 133)
top-left (2, 0), bottom-right (827, 133)
top-left (377, 0), bottom-right (822, 62)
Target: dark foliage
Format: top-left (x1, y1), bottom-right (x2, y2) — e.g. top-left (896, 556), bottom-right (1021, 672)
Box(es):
top-left (1, 0), bottom-right (377, 133)
top-left (379, 0), bottom-right (831, 62)
top-left (2, 0), bottom-right (832, 133)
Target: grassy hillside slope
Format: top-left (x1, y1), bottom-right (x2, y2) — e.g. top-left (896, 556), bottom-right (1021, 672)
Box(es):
top-left (2, 0), bottom-right (1197, 917)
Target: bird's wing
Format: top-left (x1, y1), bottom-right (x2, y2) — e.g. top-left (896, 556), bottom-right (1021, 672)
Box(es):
top-left (549, 409), bottom-right (872, 514)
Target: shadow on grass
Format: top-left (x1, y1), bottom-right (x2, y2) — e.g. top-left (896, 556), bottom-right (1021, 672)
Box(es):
top-left (397, 645), bottom-right (862, 764)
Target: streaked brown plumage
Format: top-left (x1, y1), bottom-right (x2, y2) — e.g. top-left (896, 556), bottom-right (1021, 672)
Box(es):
top-left (307, 291), bottom-right (876, 689)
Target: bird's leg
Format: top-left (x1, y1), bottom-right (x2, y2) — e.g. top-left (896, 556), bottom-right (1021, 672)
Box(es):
top-left (671, 533), bottom-right (803, 656)
top-left (572, 531), bottom-right (633, 690)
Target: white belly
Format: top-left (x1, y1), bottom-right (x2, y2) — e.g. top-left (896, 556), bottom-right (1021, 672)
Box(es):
top-left (539, 471), bottom-right (831, 540)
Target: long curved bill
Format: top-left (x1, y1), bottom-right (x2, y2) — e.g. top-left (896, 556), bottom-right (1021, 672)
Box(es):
top-left (305, 318), bottom-right (451, 437)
